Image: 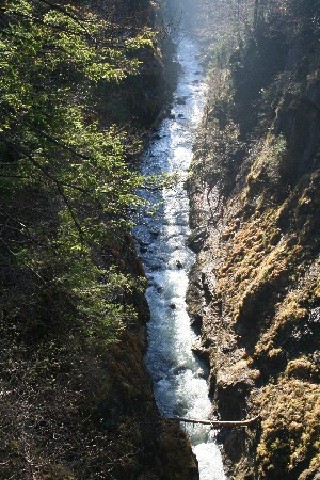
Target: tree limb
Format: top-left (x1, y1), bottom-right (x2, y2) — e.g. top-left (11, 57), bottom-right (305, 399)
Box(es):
top-left (34, 0), bottom-right (94, 39)
top-left (56, 181), bottom-right (84, 241)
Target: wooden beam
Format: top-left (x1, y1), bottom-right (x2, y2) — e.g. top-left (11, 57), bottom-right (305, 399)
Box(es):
top-left (166, 415), bottom-right (260, 427)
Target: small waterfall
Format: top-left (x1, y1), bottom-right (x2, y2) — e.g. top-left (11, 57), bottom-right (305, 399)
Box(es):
top-left (133, 36), bottom-right (225, 480)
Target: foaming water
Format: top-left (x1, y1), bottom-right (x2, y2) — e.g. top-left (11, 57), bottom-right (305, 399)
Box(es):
top-left (133, 36), bottom-right (225, 480)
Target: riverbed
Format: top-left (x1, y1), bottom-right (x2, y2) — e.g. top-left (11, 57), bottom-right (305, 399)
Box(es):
top-left (133, 35), bottom-right (225, 480)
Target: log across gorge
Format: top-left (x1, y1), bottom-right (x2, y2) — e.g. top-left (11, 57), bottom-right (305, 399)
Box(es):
top-left (167, 416), bottom-right (261, 428)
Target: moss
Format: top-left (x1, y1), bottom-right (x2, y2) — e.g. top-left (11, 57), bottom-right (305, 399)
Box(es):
top-left (285, 357), bottom-right (319, 382)
top-left (256, 379), bottom-right (320, 478)
top-left (200, 158), bottom-right (320, 479)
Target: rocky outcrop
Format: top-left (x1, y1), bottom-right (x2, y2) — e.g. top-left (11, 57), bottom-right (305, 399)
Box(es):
top-left (187, 5), bottom-right (320, 478)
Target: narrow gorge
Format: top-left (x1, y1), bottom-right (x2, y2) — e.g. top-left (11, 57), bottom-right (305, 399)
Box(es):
top-left (0, 1), bottom-right (319, 479)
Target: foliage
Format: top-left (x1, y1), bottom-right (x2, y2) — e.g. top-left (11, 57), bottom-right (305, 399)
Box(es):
top-left (0, 0), bottom-right (153, 343)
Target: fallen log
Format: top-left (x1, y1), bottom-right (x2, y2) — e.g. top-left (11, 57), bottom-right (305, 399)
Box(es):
top-left (166, 415), bottom-right (260, 427)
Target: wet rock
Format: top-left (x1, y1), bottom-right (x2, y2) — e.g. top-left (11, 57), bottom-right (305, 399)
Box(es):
top-left (149, 263), bottom-right (162, 271)
top-left (149, 226), bottom-right (160, 236)
top-left (172, 364), bottom-right (188, 375)
top-left (147, 243), bottom-right (157, 253)
top-left (190, 313), bottom-right (203, 332)
top-left (187, 227), bottom-right (208, 253)
top-left (170, 303), bottom-right (176, 309)
top-left (208, 372), bottom-right (216, 398)
top-left (144, 255), bottom-right (163, 271)
top-left (194, 368), bottom-right (206, 379)
top-left (218, 380), bottom-right (251, 420)
top-left (176, 259), bottom-right (183, 269)
top-left (217, 361), bottom-right (260, 420)
top-left (176, 96), bottom-right (188, 105)
top-left (191, 338), bottom-right (209, 361)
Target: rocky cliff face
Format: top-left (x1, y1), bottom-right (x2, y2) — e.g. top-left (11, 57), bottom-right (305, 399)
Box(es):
top-left (187, 4), bottom-right (320, 479)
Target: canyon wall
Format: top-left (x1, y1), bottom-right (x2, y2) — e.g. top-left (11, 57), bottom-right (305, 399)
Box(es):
top-left (187, 2), bottom-right (320, 478)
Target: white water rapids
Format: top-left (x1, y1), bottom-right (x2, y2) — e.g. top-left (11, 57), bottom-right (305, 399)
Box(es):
top-left (133, 36), bottom-right (226, 480)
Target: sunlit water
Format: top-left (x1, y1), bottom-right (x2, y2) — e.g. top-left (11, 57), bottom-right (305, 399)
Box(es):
top-left (133, 36), bottom-right (225, 480)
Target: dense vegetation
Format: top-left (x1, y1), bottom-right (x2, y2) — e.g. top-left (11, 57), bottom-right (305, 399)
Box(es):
top-left (188, 0), bottom-right (320, 478)
top-left (0, 0), bottom-right (155, 345)
top-left (0, 1), bottom-right (198, 479)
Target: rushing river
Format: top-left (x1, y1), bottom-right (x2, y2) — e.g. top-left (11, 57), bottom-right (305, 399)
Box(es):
top-left (133, 36), bottom-right (225, 480)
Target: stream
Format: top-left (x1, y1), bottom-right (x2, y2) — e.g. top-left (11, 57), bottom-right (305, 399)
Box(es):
top-left (133, 35), bottom-right (226, 480)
